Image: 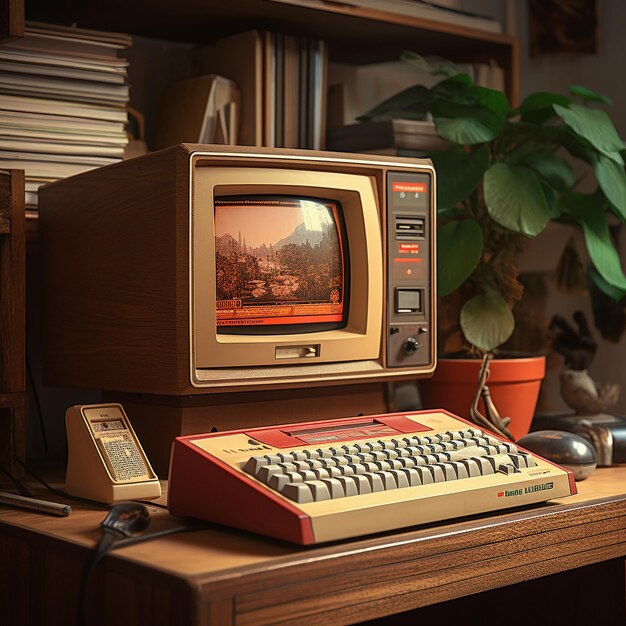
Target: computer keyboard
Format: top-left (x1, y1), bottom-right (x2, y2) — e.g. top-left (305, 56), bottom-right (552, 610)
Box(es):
top-left (168, 410), bottom-right (577, 544)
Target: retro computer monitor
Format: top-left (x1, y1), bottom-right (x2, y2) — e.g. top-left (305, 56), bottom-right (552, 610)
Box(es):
top-left (40, 144), bottom-right (436, 395)
top-left (39, 145), bottom-right (436, 465)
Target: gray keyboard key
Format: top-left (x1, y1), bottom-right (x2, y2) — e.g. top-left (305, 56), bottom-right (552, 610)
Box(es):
top-left (268, 473), bottom-right (291, 491)
top-left (293, 460), bottom-right (316, 471)
top-left (416, 466), bottom-right (435, 484)
top-left (347, 463), bottom-right (367, 475)
top-left (509, 453), bottom-right (532, 469)
top-left (282, 482), bottom-right (313, 503)
top-left (277, 462), bottom-right (298, 473)
top-left (428, 465), bottom-right (446, 482)
top-left (297, 470), bottom-right (317, 482)
top-left (449, 461), bottom-right (469, 479)
top-left (460, 458), bottom-right (482, 477)
top-left (256, 464), bottom-right (283, 482)
top-left (312, 468), bottom-right (331, 479)
top-left (340, 444), bottom-right (359, 455)
top-left (473, 457), bottom-right (496, 475)
top-left (374, 460), bottom-right (393, 472)
top-left (352, 474), bottom-right (373, 494)
top-left (291, 451), bottom-right (310, 461)
top-left (400, 467), bottom-right (422, 486)
top-left (389, 469), bottom-right (410, 489)
top-left (374, 471), bottom-right (397, 490)
top-left (320, 478), bottom-right (346, 499)
top-left (336, 476), bottom-right (359, 497)
top-left (316, 448), bottom-right (333, 458)
top-left (390, 438), bottom-right (409, 448)
top-left (243, 456), bottom-right (270, 474)
top-left (363, 472), bottom-right (385, 492)
top-left (277, 453), bottom-right (295, 463)
top-left (307, 480), bottom-right (332, 501)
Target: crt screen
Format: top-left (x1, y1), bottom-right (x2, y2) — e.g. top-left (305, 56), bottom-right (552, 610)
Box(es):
top-left (214, 196), bottom-right (346, 329)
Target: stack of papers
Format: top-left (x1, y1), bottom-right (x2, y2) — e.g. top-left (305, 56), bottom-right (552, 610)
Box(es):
top-left (0, 22), bottom-right (132, 208)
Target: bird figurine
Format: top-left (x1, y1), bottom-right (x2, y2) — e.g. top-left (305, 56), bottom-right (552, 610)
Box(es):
top-left (559, 369), bottom-right (620, 415)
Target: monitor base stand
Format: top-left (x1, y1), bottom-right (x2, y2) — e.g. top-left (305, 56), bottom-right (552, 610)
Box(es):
top-left (104, 383), bottom-right (389, 476)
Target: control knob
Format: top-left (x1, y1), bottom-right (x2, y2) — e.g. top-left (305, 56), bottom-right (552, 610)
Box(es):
top-left (402, 337), bottom-right (420, 355)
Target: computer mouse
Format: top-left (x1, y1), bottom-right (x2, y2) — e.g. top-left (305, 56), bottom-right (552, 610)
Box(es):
top-left (517, 430), bottom-right (597, 481)
top-left (101, 502), bottom-right (151, 537)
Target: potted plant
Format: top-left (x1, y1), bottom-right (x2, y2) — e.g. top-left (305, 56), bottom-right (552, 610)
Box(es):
top-left (359, 53), bottom-right (626, 439)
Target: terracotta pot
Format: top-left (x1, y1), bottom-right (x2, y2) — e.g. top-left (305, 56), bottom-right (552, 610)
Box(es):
top-left (418, 356), bottom-right (546, 440)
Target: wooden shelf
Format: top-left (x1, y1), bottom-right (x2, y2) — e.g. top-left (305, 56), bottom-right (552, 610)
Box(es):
top-left (24, 0), bottom-right (519, 100)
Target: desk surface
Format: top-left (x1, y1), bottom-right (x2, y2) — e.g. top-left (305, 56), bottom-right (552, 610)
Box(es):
top-left (1, 467), bottom-right (626, 625)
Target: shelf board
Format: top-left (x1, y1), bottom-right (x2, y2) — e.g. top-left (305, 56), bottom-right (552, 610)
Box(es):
top-left (25, 0), bottom-right (516, 64)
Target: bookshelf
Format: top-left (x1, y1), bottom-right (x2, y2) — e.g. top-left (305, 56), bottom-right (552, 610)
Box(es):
top-left (0, 169), bottom-right (26, 474)
top-left (18, 0), bottom-right (519, 102)
top-left (0, 0), bottom-right (519, 467)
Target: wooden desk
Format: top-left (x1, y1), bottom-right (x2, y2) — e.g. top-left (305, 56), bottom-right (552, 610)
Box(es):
top-left (1, 467), bottom-right (625, 626)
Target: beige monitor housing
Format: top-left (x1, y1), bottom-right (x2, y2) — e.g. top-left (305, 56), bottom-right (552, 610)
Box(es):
top-left (39, 144), bottom-right (436, 395)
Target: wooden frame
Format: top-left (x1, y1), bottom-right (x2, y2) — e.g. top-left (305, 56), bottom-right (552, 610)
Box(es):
top-left (0, 169), bottom-right (26, 473)
top-left (0, 0), bottom-right (24, 42)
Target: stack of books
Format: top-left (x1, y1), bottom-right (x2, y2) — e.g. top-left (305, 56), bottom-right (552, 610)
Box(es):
top-left (0, 22), bottom-right (132, 209)
top-left (327, 118), bottom-right (449, 155)
top-left (264, 33), bottom-right (327, 150)
top-left (193, 30), bottom-right (327, 149)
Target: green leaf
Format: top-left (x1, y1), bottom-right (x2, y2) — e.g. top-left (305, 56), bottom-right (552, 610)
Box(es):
top-left (432, 100), bottom-right (501, 145)
top-left (540, 181), bottom-right (560, 218)
top-left (357, 84), bottom-right (432, 122)
top-left (431, 145), bottom-right (489, 209)
top-left (460, 290), bottom-right (515, 351)
top-left (561, 192), bottom-right (626, 290)
top-left (400, 51), bottom-right (460, 77)
top-left (468, 85), bottom-right (509, 120)
top-left (554, 103), bottom-right (624, 164)
top-left (438, 206), bottom-right (466, 220)
top-left (430, 75), bottom-right (474, 105)
top-left (483, 163), bottom-right (550, 236)
top-left (522, 150), bottom-right (575, 191)
top-left (589, 267), bottom-right (626, 301)
top-left (570, 85), bottom-right (613, 105)
top-left (437, 219), bottom-right (484, 296)
top-left (594, 154), bottom-right (626, 220)
top-left (520, 92), bottom-right (573, 124)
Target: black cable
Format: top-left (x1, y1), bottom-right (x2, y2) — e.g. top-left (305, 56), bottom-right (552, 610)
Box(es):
top-left (25, 353), bottom-right (49, 454)
top-left (0, 463), bottom-right (34, 498)
top-left (78, 512), bottom-right (207, 626)
top-left (112, 522), bottom-right (205, 548)
top-left (15, 458), bottom-right (167, 511)
top-left (136, 499), bottom-right (168, 510)
top-left (15, 458), bottom-right (110, 509)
